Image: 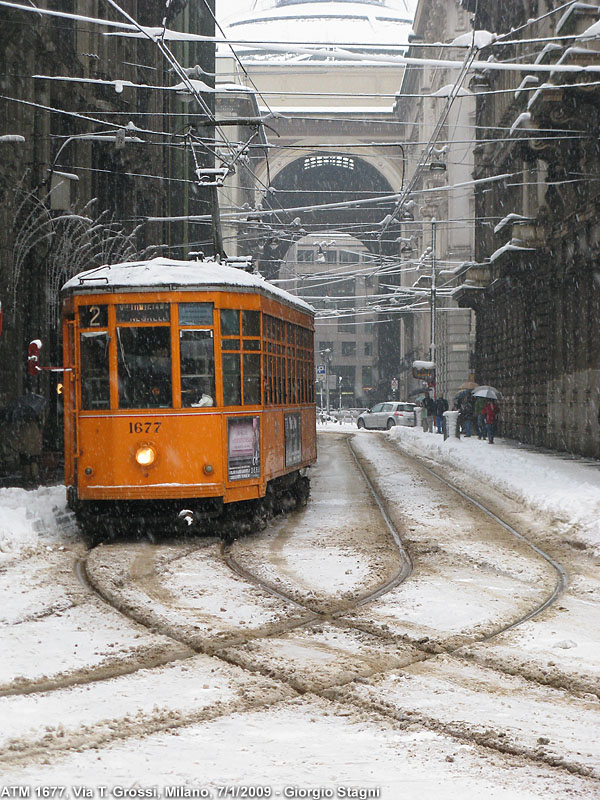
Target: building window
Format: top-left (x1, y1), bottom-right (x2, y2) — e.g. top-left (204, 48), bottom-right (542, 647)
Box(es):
top-left (362, 366), bottom-right (373, 388)
top-left (335, 278), bottom-right (355, 297)
top-left (341, 341), bottom-right (356, 357)
top-left (319, 341), bottom-right (334, 352)
top-left (303, 154), bottom-right (355, 171)
top-left (338, 315), bottom-right (355, 332)
top-left (364, 342), bottom-right (372, 357)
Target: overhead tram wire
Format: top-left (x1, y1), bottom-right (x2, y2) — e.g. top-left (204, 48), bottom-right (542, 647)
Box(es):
top-left (11, 3), bottom-right (595, 243)
top-left (5, 0), bottom-right (600, 69)
top-left (2, 0), bottom-right (589, 53)
top-left (4, 0), bottom-right (594, 67)
top-left (12, 86), bottom-right (588, 150)
top-left (100, 0), bottom-right (285, 254)
top-left (199, 0), bottom-right (276, 118)
top-left (191, 1), bottom-right (326, 237)
top-left (493, 0), bottom-right (579, 44)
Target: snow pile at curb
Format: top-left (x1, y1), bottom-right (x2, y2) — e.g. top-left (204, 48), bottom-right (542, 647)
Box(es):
top-left (387, 426), bottom-right (600, 552)
top-left (0, 485), bottom-right (68, 560)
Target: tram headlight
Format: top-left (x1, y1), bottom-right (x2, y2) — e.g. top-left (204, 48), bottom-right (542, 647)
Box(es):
top-left (135, 445), bottom-right (156, 466)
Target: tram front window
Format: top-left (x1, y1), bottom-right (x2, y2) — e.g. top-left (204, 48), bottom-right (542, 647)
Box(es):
top-left (117, 326), bottom-right (172, 408)
top-left (180, 329), bottom-right (215, 407)
top-left (80, 331), bottom-right (110, 409)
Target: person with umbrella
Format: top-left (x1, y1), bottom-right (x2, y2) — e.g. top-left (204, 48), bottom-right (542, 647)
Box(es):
top-left (482, 399), bottom-right (500, 443)
top-left (473, 386), bottom-right (502, 444)
top-left (474, 394), bottom-right (487, 439)
top-left (459, 392), bottom-right (475, 437)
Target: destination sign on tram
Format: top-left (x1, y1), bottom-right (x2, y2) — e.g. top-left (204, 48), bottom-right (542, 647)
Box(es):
top-left (116, 303), bottom-right (170, 323)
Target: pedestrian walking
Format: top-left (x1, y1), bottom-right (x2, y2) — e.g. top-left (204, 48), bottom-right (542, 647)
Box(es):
top-left (482, 399), bottom-right (500, 444)
top-left (460, 393), bottom-right (475, 437)
top-left (434, 395), bottom-right (448, 434)
top-left (474, 395), bottom-right (487, 439)
top-left (420, 390), bottom-right (435, 433)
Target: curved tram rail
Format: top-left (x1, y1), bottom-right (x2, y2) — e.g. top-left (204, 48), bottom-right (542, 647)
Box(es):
top-left (3, 436), bottom-right (592, 782)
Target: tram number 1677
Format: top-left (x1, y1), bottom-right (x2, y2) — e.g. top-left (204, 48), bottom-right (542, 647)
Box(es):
top-left (128, 421), bottom-right (162, 434)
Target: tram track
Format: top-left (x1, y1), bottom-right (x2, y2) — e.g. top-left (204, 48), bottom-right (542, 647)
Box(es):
top-left (1, 433), bottom-right (597, 783)
top-left (222, 434), bottom-right (569, 668)
top-left (0, 433), bottom-right (414, 767)
top-left (214, 435), bottom-right (598, 780)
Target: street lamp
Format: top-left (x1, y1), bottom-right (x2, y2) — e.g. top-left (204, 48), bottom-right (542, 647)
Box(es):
top-left (46, 130), bottom-right (143, 210)
top-left (430, 219), bottom-right (437, 365)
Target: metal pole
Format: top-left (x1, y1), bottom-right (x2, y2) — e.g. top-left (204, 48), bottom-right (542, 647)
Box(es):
top-left (430, 219), bottom-right (437, 399)
top-left (210, 184), bottom-right (225, 260)
top-left (325, 357), bottom-right (330, 414)
top-left (430, 219), bottom-right (436, 362)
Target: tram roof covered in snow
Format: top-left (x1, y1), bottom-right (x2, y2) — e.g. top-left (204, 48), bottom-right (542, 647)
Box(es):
top-left (62, 257), bottom-right (314, 314)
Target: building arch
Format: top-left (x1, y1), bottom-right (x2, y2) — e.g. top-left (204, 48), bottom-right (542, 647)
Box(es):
top-left (256, 150), bottom-right (403, 259)
top-left (251, 138), bottom-right (405, 205)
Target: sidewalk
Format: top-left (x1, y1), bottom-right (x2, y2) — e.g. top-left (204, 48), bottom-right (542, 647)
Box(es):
top-left (386, 425), bottom-right (600, 555)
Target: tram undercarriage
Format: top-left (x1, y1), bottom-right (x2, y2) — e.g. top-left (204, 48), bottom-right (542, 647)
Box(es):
top-left (70, 470), bottom-right (311, 541)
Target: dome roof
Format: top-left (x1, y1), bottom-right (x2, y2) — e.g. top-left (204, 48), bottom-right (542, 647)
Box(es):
top-left (221, 0), bottom-right (415, 60)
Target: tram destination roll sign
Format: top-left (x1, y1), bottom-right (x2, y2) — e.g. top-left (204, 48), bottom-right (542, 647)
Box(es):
top-left (116, 303), bottom-right (170, 323)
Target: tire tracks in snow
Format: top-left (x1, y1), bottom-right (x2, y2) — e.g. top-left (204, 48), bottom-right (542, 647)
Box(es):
top-left (3, 434), bottom-right (596, 783)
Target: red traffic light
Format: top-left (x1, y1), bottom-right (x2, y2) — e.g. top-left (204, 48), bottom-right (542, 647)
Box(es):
top-left (27, 339), bottom-right (42, 376)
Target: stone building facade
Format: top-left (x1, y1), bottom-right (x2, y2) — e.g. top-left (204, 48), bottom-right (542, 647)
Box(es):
top-left (455, 0), bottom-right (600, 457)
top-left (0, 1), bottom-right (216, 475)
top-left (394, 0), bottom-right (476, 404)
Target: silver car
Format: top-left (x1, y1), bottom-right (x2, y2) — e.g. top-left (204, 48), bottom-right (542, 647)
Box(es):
top-left (357, 401), bottom-right (418, 430)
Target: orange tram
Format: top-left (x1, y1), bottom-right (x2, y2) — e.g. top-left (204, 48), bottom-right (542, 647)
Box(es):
top-left (60, 257), bottom-right (317, 536)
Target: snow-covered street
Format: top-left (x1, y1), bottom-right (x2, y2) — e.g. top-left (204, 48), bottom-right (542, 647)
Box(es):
top-left (1, 428), bottom-right (599, 797)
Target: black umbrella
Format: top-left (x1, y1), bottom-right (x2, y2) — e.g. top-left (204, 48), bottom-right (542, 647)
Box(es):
top-left (453, 389), bottom-right (471, 404)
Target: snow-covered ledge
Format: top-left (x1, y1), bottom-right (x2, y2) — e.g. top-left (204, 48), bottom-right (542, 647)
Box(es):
top-left (494, 213), bottom-right (533, 235)
top-left (489, 240), bottom-right (536, 264)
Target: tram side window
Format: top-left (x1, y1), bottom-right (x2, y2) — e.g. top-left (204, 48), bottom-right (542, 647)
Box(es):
top-left (80, 331), bottom-right (110, 409)
top-left (222, 353), bottom-right (241, 406)
top-left (180, 330), bottom-right (215, 407)
top-left (220, 309), bottom-right (240, 337)
top-left (117, 326), bottom-right (172, 409)
top-left (242, 310), bottom-right (260, 337)
top-left (243, 353), bottom-right (261, 405)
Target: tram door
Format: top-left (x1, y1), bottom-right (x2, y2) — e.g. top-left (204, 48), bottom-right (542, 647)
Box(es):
top-left (63, 317), bottom-right (77, 485)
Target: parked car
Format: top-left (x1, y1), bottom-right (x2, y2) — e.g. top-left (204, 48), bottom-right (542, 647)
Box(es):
top-left (357, 401), bottom-right (418, 430)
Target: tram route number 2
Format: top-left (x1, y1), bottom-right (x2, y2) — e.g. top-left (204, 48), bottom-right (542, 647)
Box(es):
top-left (128, 421), bottom-right (162, 434)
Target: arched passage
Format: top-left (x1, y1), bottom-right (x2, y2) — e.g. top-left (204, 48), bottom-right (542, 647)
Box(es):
top-left (253, 152), bottom-right (405, 403)
top-left (260, 151), bottom-right (402, 258)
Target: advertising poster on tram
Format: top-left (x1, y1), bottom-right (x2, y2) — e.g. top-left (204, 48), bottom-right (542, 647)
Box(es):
top-left (227, 416), bottom-right (261, 480)
top-left (284, 412), bottom-right (302, 467)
